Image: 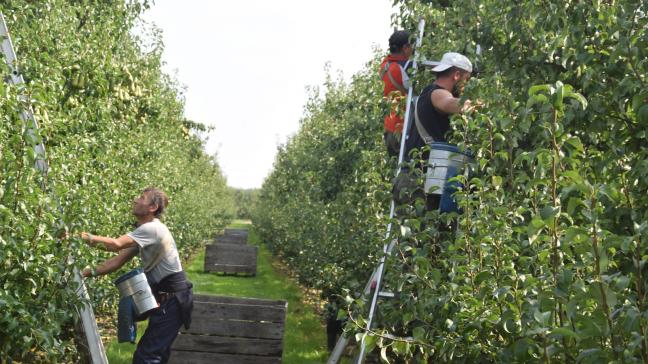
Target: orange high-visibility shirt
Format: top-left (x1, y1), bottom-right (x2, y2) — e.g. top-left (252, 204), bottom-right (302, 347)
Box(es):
top-left (380, 54), bottom-right (411, 133)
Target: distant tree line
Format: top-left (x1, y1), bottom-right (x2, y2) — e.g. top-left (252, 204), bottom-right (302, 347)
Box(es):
top-left (232, 188), bottom-right (259, 220)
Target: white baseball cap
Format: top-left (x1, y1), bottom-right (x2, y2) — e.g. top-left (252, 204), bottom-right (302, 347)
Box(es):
top-left (426, 52), bottom-right (473, 73)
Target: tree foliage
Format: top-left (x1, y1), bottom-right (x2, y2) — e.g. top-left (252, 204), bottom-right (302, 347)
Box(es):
top-left (254, 66), bottom-right (391, 317)
top-left (231, 188), bottom-right (259, 220)
top-left (0, 1), bottom-right (234, 361)
top-left (256, 0), bottom-right (648, 362)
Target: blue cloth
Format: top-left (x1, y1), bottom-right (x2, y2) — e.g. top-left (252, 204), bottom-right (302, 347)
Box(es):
top-left (117, 295), bottom-right (137, 343)
top-left (439, 165), bottom-right (462, 213)
top-left (132, 296), bottom-right (183, 364)
top-left (429, 142), bottom-right (473, 214)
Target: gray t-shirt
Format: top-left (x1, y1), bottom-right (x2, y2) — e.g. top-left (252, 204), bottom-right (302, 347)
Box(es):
top-left (127, 218), bottom-right (182, 284)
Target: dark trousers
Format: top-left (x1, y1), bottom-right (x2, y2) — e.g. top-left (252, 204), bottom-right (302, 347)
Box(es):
top-left (384, 132), bottom-right (401, 158)
top-left (326, 316), bottom-right (344, 351)
top-left (132, 297), bottom-right (183, 364)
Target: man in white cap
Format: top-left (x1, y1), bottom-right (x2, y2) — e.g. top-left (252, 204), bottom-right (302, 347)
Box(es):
top-left (404, 52), bottom-right (477, 156)
top-left (395, 52), bottom-right (478, 212)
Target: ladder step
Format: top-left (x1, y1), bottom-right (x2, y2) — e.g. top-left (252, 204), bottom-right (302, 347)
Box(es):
top-left (378, 291), bottom-right (396, 298)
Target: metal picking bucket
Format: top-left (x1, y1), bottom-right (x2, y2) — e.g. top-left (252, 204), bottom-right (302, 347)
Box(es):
top-left (114, 269), bottom-right (158, 315)
top-left (424, 142), bottom-right (474, 213)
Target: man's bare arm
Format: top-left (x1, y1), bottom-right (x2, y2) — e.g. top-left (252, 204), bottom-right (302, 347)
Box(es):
top-left (431, 88), bottom-right (472, 114)
top-left (81, 232), bottom-right (137, 252)
top-left (82, 246), bottom-right (139, 278)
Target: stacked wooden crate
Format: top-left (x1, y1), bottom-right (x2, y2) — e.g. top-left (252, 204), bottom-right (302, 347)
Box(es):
top-left (204, 228), bottom-right (257, 276)
top-left (169, 294), bottom-right (287, 363)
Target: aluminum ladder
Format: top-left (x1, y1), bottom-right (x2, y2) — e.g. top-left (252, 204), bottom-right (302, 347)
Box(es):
top-left (327, 18), bottom-right (426, 364)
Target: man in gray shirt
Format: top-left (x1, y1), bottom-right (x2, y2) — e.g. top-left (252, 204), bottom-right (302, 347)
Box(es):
top-left (127, 217), bottom-right (183, 285)
top-left (81, 187), bottom-right (193, 364)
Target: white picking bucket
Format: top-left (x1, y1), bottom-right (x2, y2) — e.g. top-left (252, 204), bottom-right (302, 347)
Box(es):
top-left (115, 270), bottom-right (158, 315)
top-left (424, 142), bottom-right (474, 213)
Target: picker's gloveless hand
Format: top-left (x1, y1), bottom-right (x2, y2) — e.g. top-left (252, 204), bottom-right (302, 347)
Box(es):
top-left (80, 232), bottom-right (97, 247)
top-left (81, 267), bottom-right (94, 278)
top-left (462, 99), bottom-right (484, 114)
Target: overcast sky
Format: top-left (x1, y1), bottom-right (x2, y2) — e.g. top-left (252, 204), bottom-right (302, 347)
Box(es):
top-left (139, 0), bottom-right (396, 189)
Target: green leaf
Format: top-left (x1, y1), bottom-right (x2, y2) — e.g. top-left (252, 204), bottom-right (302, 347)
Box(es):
top-left (412, 326), bottom-right (425, 340)
top-left (400, 225), bottom-right (412, 238)
top-left (533, 309), bottom-right (551, 325)
top-left (364, 334), bottom-right (378, 352)
top-left (415, 256), bottom-right (430, 276)
top-left (540, 206), bottom-right (560, 221)
top-left (576, 348), bottom-right (604, 362)
top-left (527, 93), bottom-right (549, 108)
top-left (527, 215), bottom-right (546, 243)
top-left (550, 327), bottom-right (580, 340)
top-left (589, 282), bottom-right (617, 309)
top-left (492, 175), bottom-right (503, 189)
top-left (381, 347), bottom-right (390, 364)
top-left (475, 271), bottom-right (491, 285)
top-left (553, 81), bottom-right (564, 110)
top-left (512, 338), bottom-right (532, 359)
top-left (638, 104), bottom-right (648, 124)
top-left (355, 332), bottom-right (364, 344)
top-left (429, 268), bottom-right (441, 283)
top-left (613, 275), bottom-right (630, 290)
top-left (599, 248), bottom-right (609, 272)
top-left (566, 197), bottom-right (581, 216)
top-left (632, 92), bottom-right (648, 114)
top-left (564, 138), bottom-right (585, 155)
top-left (392, 341), bottom-right (409, 354)
top-left (528, 84), bottom-right (551, 96)
top-left (564, 90), bottom-right (588, 110)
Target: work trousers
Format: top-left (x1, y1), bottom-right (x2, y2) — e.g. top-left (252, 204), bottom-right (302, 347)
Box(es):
top-left (384, 132), bottom-right (401, 158)
top-left (132, 297), bottom-right (182, 364)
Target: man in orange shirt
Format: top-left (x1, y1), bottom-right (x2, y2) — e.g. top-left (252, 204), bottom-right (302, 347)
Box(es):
top-left (380, 30), bottom-right (413, 157)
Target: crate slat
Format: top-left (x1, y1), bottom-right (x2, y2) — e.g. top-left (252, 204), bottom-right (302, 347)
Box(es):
top-left (204, 244), bottom-right (257, 275)
top-left (224, 228), bottom-right (249, 239)
top-left (170, 295), bottom-right (287, 361)
top-left (191, 300), bottom-right (285, 322)
top-left (168, 350), bottom-right (280, 364)
top-left (193, 294), bottom-right (286, 307)
top-left (172, 334), bottom-right (282, 356)
top-left (213, 235), bottom-right (247, 244)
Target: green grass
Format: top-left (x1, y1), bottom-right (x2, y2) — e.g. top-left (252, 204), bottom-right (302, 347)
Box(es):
top-left (106, 220), bottom-right (328, 363)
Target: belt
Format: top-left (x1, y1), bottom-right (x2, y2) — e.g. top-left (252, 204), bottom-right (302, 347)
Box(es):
top-left (156, 291), bottom-right (175, 304)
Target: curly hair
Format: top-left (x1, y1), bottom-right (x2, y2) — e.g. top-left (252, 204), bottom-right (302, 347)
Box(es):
top-left (143, 187), bottom-right (169, 217)
top-left (389, 30), bottom-right (411, 53)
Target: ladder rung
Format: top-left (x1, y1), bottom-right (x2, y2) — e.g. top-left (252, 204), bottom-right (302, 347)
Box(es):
top-left (378, 291), bottom-right (396, 298)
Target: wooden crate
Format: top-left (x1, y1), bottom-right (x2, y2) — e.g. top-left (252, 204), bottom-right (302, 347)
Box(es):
top-left (213, 234), bottom-right (247, 245)
top-left (224, 228), bottom-right (249, 240)
top-left (204, 243), bottom-right (257, 276)
top-left (169, 295), bottom-right (288, 364)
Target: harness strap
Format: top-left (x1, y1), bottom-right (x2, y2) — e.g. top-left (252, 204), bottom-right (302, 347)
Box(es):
top-left (414, 95), bottom-right (435, 144)
top-left (380, 62), bottom-right (407, 94)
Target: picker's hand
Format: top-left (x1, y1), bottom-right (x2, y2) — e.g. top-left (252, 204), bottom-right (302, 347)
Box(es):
top-left (462, 99), bottom-right (484, 114)
top-left (81, 267), bottom-right (93, 278)
top-left (81, 232), bottom-right (98, 247)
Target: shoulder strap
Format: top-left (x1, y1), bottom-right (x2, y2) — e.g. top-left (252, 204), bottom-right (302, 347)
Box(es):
top-left (414, 94), bottom-right (435, 144)
top-left (379, 62), bottom-right (390, 79)
top-left (380, 62), bottom-right (407, 94)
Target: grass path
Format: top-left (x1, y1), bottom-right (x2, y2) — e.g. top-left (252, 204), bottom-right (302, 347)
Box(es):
top-left (106, 221), bottom-right (328, 363)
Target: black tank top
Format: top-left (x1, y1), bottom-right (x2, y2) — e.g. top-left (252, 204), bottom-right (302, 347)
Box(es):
top-left (404, 84), bottom-right (451, 159)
